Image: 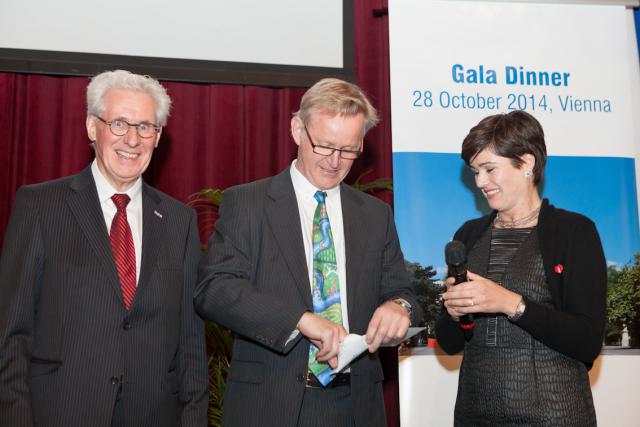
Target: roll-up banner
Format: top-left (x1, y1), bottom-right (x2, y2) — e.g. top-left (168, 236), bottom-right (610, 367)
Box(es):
top-left (390, 0), bottom-right (640, 290)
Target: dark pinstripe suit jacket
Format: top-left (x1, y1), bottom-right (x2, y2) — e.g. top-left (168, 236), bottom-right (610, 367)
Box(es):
top-left (0, 166), bottom-right (208, 427)
top-left (195, 168), bottom-right (420, 427)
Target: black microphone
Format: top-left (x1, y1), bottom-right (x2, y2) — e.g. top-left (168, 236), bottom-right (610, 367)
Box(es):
top-left (444, 240), bottom-right (475, 338)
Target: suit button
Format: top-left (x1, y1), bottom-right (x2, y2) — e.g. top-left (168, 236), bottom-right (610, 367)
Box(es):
top-left (123, 321), bottom-right (131, 330)
top-left (296, 374), bottom-right (305, 383)
top-left (110, 376), bottom-right (120, 385)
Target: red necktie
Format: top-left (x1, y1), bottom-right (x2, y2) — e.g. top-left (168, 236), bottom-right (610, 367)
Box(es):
top-left (110, 194), bottom-right (136, 310)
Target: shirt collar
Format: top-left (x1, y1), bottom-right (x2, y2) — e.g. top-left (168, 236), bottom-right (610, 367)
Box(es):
top-left (290, 159), bottom-right (341, 201)
top-left (91, 159), bottom-right (143, 203)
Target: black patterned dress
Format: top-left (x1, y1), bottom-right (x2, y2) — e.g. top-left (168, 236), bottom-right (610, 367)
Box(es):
top-left (454, 226), bottom-right (596, 427)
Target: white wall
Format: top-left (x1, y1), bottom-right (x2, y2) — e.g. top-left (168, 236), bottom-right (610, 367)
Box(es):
top-left (399, 349), bottom-right (640, 426)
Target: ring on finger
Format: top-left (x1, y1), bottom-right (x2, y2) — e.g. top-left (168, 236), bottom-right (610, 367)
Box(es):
top-left (468, 298), bottom-right (474, 307)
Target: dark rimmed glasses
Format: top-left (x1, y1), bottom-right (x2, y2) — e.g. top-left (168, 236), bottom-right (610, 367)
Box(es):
top-left (95, 115), bottom-right (161, 139)
top-left (304, 125), bottom-right (363, 160)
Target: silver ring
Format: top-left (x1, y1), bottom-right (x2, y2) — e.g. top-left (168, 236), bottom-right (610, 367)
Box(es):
top-left (468, 298), bottom-right (474, 307)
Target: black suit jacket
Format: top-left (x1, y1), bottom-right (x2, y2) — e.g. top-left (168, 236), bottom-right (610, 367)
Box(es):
top-left (0, 166), bottom-right (208, 427)
top-left (194, 168), bottom-right (420, 427)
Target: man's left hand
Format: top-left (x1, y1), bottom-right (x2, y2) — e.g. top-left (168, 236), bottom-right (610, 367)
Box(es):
top-left (364, 300), bottom-right (410, 353)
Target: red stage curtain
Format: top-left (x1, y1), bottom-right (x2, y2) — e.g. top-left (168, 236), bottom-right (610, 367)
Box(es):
top-left (0, 1), bottom-right (401, 425)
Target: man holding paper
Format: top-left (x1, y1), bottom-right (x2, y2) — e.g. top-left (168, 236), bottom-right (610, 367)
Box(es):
top-left (195, 78), bottom-right (421, 426)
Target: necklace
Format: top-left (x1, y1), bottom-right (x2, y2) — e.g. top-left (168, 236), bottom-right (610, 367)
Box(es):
top-left (494, 206), bottom-right (541, 229)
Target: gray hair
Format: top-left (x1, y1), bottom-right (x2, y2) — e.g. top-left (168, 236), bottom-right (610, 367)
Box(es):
top-left (86, 70), bottom-right (172, 126)
top-left (293, 78), bottom-right (379, 135)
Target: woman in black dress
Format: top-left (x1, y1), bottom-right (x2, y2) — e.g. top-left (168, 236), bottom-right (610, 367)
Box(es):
top-left (436, 110), bottom-right (606, 426)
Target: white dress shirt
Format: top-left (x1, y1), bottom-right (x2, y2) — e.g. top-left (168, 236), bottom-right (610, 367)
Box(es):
top-left (91, 160), bottom-right (143, 285)
top-left (290, 160), bottom-right (350, 333)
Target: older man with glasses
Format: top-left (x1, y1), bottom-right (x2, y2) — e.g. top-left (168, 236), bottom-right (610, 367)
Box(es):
top-left (0, 70), bottom-right (208, 427)
top-left (195, 78), bottom-right (421, 427)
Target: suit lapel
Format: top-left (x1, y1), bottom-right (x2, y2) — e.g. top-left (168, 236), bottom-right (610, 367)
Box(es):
top-left (340, 185), bottom-right (368, 323)
top-left (264, 170), bottom-right (313, 309)
top-left (66, 166), bottom-right (123, 304)
top-left (134, 184), bottom-right (163, 309)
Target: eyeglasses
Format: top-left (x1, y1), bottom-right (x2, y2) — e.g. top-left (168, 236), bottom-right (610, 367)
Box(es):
top-left (304, 125), bottom-right (363, 160)
top-left (95, 115), bottom-right (161, 139)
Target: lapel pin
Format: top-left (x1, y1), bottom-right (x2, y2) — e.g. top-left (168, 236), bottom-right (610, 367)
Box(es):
top-left (154, 210), bottom-right (163, 219)
top-left (554, 264), bottom-right (563, 274)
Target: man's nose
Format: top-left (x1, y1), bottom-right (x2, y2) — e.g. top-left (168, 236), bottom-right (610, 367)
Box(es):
top-left (123, 127), bottom-right (142, 147)
top-left (327, 150), bottom-right (341, 167)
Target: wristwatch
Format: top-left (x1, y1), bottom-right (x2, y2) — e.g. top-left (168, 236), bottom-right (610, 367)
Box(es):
top-left (508, 297), bottom-right (526, 321)
top-left (393, 298), bottom-right (413, 322)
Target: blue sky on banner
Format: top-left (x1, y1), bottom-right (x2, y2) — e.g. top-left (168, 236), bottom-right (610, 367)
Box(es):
top-left (393, 153), bottom-right (639, 276)
top-left (636, 8), bottom-right (640, 55)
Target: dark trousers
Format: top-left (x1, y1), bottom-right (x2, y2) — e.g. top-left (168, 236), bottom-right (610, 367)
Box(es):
top-left (297, 385), bottom-right (355, 427)
top-left (111, 392), bottom-right (123, 427)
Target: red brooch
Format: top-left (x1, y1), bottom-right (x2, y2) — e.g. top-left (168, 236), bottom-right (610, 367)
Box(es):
top-left (554, 264), bottom-right (564, 274)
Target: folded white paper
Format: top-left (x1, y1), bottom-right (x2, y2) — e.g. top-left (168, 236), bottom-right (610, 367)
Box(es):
top-left (332, 327), bottom-right (426, 373)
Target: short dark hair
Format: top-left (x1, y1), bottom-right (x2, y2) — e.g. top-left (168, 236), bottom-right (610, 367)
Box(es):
top-left (461, 110), bottom-right (547, 185)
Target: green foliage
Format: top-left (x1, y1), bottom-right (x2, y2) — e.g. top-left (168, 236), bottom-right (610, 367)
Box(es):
top-left (351, 171), bottom-right (393, 193)
top-left (605, 266), bottom-right (624, 344)
top-left (606, 254), bottom-right (640, 347)
top-left (405, 261), bottom-right (444, 341)
top-left (205, 321), bottom-right (233, 427)
top-left (188, 191), bottom-right (231, 427)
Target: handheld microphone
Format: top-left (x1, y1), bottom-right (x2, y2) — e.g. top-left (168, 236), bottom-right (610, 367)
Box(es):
top-left (444, 240), bottom-right (475, 338)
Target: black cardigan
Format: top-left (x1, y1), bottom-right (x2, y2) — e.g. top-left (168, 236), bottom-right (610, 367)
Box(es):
top-left (435, 199), bottom-right (607, 366)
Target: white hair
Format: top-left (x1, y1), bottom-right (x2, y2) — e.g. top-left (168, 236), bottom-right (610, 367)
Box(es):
top-left (86, 70), bottom-right (172, 126)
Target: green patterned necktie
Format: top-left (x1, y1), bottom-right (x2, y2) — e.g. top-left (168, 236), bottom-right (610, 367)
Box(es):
top-left (308, 191), bottom-right (343, 386)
